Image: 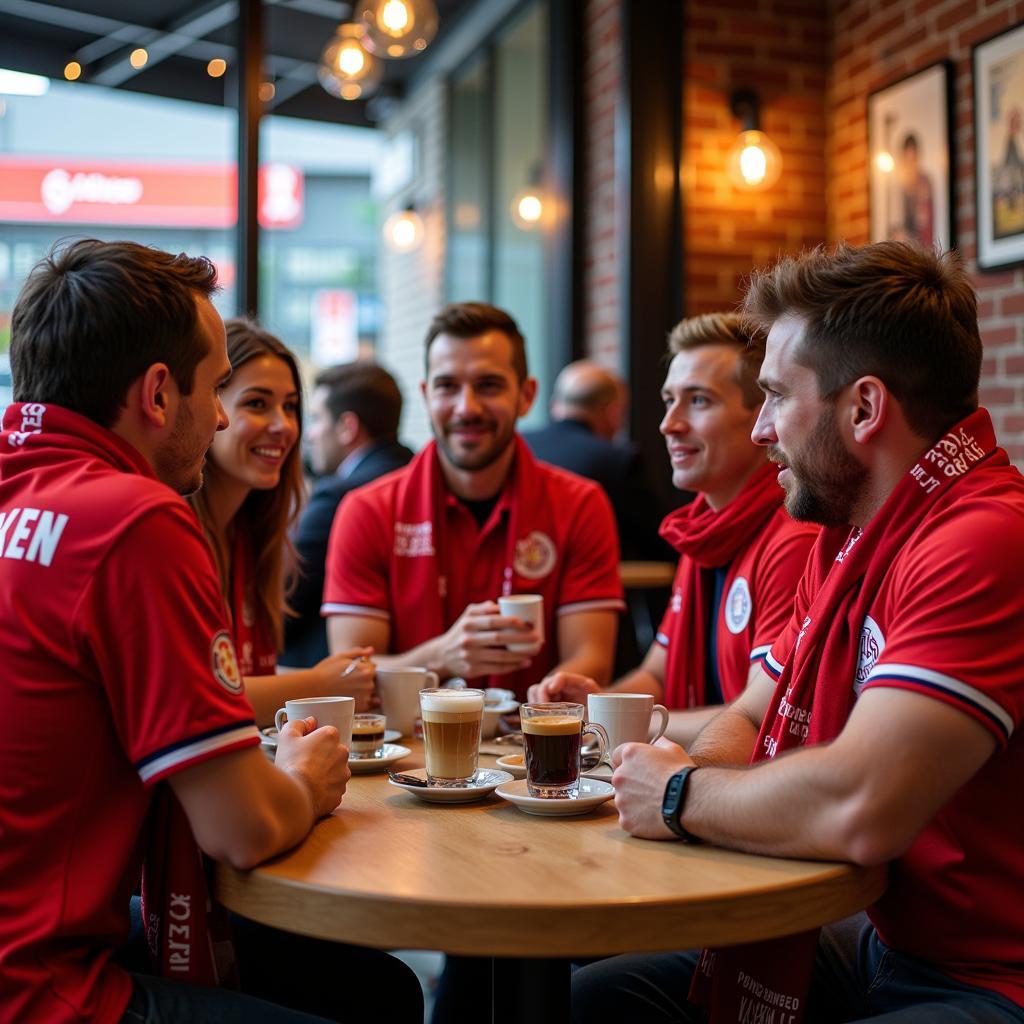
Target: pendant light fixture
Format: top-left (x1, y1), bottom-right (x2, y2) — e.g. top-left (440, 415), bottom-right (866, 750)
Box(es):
top-left (355, 0), bottom-right (439, 59)
top-left (318, 23), bottom-right (382, 101)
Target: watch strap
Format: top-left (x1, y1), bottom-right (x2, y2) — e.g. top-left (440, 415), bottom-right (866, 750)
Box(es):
top-left (661, 766), bottom-right (701, 842)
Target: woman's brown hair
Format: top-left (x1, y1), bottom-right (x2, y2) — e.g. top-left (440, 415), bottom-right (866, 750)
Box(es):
top-left (189, 318), bottom-right (305, 650)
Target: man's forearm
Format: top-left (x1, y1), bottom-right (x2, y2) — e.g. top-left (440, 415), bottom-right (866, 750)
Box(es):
top-left (609, 668), bottom-right (664, 697)
top-left (664, 706), bottom-right (724, 749)
top-left (687, 704), bottom-right (760, 766)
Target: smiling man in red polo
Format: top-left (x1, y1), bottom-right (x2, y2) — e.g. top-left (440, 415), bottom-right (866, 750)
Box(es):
top-left (323, 302), bottom-right (625, 699)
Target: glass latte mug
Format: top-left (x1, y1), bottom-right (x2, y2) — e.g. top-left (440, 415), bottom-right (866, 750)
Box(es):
top-left (419, 687), bottom-right (485, 786)
top-left (521, 702), bottom-right (608, 799)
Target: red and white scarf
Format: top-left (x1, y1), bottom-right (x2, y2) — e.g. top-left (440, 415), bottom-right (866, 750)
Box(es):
top-left (659, 463), bottom-right (784, 707)
top-left (690, 409), bottom-right (1001, 1023)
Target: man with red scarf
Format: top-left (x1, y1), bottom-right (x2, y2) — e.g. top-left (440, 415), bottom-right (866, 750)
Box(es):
top-left (573, 242), bottom-right (1024, 1024)
top-left (531, 313), bottom-right (817, 746)
top-left (323, 302), bottom-right (625, 700)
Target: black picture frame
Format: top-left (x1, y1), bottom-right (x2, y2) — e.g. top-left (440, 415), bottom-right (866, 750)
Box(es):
top-left (973, 22), bottom-right (1024, 271)
top-left (868, 62), bottom-right (955, 253)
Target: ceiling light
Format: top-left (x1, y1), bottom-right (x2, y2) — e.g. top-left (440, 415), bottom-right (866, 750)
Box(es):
top-left (356, 0), bottom-right (438, 59)
top-left (383, 204), bottom-right (424, 252)
top-left (64, 62), bottom-right (82, 82)
top-left (207, 58), bottom-right (227, 78)
top-left (318, 24), bottom-right (382, 101)
top-left (130, 48), bottom-right (149, 69)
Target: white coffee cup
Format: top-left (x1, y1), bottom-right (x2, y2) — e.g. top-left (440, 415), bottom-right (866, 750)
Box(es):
top-left (274, 695), bottom-right (355, 746)
top-left (376, 667), bottom-right (439, 736)
top-left (586, 692), bottom-right (669, 757)
top-left (498, 593), bottom-right (544, 654)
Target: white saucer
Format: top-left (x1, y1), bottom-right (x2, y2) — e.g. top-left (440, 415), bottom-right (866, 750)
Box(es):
top-left (494, 778), bottom-right (615, 816)
top-left (348, 743), bottom-right (411, 773)
top-left (494, 753), bottom-right (612, 782)
top-left (260, 726), bottom-right (402, 747)
top-left (387, 767), bottom-right (513, 803)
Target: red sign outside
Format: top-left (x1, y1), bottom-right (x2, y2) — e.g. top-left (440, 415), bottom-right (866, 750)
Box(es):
top-left (0, 157), bottom-right (303, 229)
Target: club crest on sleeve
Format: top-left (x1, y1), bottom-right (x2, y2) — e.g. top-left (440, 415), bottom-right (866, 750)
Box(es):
top-left (855, 615), bottom-right (885, 694)
top-left (514, 530), bottom-right (557, 580)
top-left (725, 576), bottom-right (752, 634)
top-left (211, 630), bottom-right (243, 693)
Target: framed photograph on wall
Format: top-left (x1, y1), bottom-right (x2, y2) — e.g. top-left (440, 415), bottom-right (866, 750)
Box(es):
top-left (974, 22), bottom-right (1024, 271)
top-left (868, 62), bottom-right (954, 252)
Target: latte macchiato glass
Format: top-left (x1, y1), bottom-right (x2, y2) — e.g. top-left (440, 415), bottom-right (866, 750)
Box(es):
top-left (521, 702), bottom-right (608, 799)
top-left (350, 712), bottom-right (387, 758)
top-left (419, 688), bottom-right (485, 786)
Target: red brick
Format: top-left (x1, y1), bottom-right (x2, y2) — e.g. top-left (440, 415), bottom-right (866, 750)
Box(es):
top-left (982, 326), bottom-right (1020, 349)
top-left (958, 9), bottom-right (1013, 50)
top-left (1003, 354), bottom-right (1024, 375)
top-left (1001, 292), bottom-right (1024, 316)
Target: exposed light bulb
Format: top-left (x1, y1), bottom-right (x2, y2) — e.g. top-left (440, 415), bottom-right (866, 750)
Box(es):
top-left (130, 48), bottom-right (148, 69)
top-left (383, 207), bottom-right (425, 252)
top-left (510, 187), bottom-right (545, 230)
top-left (318, 24), bottom-right (382, 101)
top-left (356, 0), bottom-right (438, 59)
top-left (207, 58), bottom-right (227, 78)
top-left (875, 151), bottom-right (895, 174)
top-left (739, 144), bottom-right (768, 186)
top-left (64, 61), bottom-right (82, 82)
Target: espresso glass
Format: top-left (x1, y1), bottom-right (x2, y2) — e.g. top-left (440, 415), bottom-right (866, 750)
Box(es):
top-left (350, 712), bottom-right (387, 759)
top-left (419, 687), bottom-right (485, 787)
top-left (521, 702), bottom-right (608, 799)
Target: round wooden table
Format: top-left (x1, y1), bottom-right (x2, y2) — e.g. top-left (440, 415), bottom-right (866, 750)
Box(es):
top-left (217, 744), bottom-right (885, 1020)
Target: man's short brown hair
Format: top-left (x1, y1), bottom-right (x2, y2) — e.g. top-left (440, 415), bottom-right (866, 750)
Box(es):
top-left (424, 302), bottom-right (528, 381)
top-left (742, 241), bottom-right (981, 441)
top-left (314, 362), bottom-right (402, 440)
top-left (10, 239), bottom-right (218, 427)
top-left (667, 312), bottom-right (766, 408)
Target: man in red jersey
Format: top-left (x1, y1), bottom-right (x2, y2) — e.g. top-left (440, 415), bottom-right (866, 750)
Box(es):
top-left (531, 313), bottom-right (818, 747)
top-left (323, 302), bottom-right (625, 700)
top-left (0, 240), bottom-right (421, 1023)
top-left (573, 242), bottom-right (1024, 1024)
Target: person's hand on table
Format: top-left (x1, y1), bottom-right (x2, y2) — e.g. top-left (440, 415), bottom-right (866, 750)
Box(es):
top-left (275, 715), bottom-right (351, 818)
top-left (612, 736), bottom-right (694, 840)
top-left (527, 671), bottom-right (600, 704)
top-left (434, 601), bottom-right (538, 679)
top-left (313, 647), bottom-right (376, 710)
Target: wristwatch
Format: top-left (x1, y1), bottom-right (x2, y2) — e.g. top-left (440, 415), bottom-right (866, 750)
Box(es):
top-left (661, 766), bottom-right (702, 842)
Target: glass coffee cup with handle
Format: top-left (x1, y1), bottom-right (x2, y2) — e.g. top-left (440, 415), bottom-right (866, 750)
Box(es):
top-left (521, 702), bottom-right (608, 799)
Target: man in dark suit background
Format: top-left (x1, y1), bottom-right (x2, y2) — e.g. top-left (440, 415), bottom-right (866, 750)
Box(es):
top-left (522, 360), bottom-right (673, 561)
top-left (282, 362), bottom-right (413, 667)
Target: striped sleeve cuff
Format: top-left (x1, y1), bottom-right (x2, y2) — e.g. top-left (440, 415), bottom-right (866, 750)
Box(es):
top-left (763, 649), bottom-right (785, 679)
top-left (137, 721), bottom-right (260, 785)
top-left (321, 602), bottom-right (391, 621)
top-left (864, 663), bottom-right (1014, 742)
top-left (750, 644), bottom-right (772, 662)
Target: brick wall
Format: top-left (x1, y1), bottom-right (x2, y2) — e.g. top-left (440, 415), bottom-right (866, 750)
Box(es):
top-left (581, 0), bottom-right (621, 365)
top-left (829, 0), bottom-right (1024, 464)
top-left (682, 0), bottom-right (829, 315)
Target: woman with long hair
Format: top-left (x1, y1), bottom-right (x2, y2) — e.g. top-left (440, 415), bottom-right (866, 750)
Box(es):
top-left (189, 317), bottom-right (374, 725)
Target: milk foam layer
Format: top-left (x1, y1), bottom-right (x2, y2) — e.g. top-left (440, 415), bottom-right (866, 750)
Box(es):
top-left (419, 690), bottom-right (484, 714)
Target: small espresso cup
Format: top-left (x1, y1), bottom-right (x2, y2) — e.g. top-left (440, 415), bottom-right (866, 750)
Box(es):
top-left (274, 695), bottom-right (355, 747)
top-left (521, 702), bottom-right (608, 799)
top-left (350, 712), bottom-right (387, 759)
top-left (587, 692), bottom-right (669, 760)
top-left (376, 667), bottom-right (439, 737)
top-left (419, 687), bottom-right (485, 787)
top-left (498, 593), bottom-right (544, 654)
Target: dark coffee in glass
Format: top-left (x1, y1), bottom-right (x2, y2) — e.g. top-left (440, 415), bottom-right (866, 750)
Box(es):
top-left (523, 716), bottom-right (582, 791)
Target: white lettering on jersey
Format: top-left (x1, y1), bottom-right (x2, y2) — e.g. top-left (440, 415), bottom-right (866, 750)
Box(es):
top-left (7, 402), bottom-right (46, 447)
top-left (854, 615), bottom-right (885, 695)
top-left (0, 507), bottom-right (69, 567)
top-left (394, 520), bottom-right (434, 557)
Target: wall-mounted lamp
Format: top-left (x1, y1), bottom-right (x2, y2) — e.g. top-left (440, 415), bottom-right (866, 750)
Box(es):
top-left (318, 23), bottom-right (382, 101)
top-left (728, 89), bottom-right (782, 191)
top-left (356, 0), bottom-right (438, 59)
top-left (510, 163), bottom-right (546, 231)
top-left (383, 203), bottom-right (425, 252)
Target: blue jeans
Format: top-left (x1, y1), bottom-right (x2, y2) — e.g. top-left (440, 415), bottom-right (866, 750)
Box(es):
top-left (571, 913), bottom-right (1024, 1023)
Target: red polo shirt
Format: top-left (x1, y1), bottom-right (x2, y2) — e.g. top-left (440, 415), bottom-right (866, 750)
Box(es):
top-left (0, 403), bottom-right (259, 1024)
top-left (323, 443), bottom-right (625, 698)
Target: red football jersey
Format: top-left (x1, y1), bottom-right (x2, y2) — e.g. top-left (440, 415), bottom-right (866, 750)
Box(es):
top-left (322, 447), bottom-right (625, 698)
top-left (656, 505), bottom-right (816, 705)
top-left (765, 463), bottom-right (1024, 1006)
top-left (0, 404), bottom-right (260, 1024)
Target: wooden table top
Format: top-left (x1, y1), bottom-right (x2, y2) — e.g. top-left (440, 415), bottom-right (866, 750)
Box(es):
top-left (215, 744), bottom-right (886, 958)
top-left (619, 561), bottom-right (677, 589)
